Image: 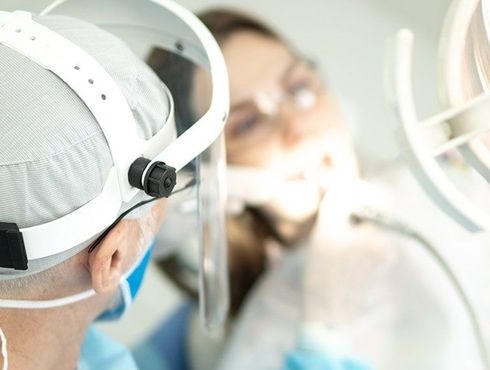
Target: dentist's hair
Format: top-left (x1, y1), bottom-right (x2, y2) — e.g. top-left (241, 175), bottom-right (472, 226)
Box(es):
top-left (0, 256), bottom-right (73, 298)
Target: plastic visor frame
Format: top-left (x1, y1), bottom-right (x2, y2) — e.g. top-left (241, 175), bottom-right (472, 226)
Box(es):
top-left (0, 1), bottom-right (229, 262)
top-left (387, 0), bottom-right (490, 232)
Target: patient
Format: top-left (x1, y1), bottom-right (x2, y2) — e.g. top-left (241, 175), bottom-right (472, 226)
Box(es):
top-left (133, 7), bottom-right (474, 370)
top-left (132, 8), bottom-right (362, 370)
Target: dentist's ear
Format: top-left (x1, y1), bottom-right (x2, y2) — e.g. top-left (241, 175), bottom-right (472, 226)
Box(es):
top-left (88, 199), bottom-right (168, 294)
top-left (88, 220), bottom-right (131, 294)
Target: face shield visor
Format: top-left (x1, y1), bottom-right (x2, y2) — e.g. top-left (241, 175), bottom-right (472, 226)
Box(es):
top-left (387, 0), bottom-right (490, 232)
top-left (0, 0), bottom-right (229, 331)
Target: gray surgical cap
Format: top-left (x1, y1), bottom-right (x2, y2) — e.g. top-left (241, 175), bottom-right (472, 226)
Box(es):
top-left (0, 15), bottom-right (170, 279)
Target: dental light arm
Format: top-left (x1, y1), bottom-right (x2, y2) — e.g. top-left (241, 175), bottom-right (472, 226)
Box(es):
top-left (387, 25), bottom-right (490, 232)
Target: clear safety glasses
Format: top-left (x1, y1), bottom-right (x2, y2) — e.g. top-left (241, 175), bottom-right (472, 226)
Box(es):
top-left (225, 59), bottom-right (323, 156)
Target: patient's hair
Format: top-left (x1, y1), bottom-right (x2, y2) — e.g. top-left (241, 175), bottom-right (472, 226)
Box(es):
top-left (148, 9), bottom-right (298, 317)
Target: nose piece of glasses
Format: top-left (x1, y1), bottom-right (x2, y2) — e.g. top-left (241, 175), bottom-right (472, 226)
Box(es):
top-left (255, 88), bottom-right (319, 118)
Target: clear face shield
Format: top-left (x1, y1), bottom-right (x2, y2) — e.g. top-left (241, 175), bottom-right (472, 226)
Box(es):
top-left (43, 0), bottom-right (230, 331)
top-left (388, 0), bottom-right (490, 232)
top-left (0, 0), bottom-right (229, 332)
top-left (197, 134), bottom-right (229, 329)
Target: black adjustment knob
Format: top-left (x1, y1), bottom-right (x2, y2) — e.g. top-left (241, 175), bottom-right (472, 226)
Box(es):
top-left (128, 157), bottom-right (150, 190)
top-left (128, 157), bottom-right (177, 198)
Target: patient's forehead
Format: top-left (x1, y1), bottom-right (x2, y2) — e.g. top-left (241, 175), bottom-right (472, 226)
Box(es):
top-left (191, 30), bottom-right (292, 118)
top-left (221, 30), bottom-right (293, 105)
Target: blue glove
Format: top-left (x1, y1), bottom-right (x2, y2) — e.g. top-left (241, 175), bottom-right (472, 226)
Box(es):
top-left (283, 332), bottom-right (373, 370)
top-left (284, 349), bottom-right (372, 370)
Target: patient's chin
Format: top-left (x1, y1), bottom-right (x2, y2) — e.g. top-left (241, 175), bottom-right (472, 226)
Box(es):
top-left (261, 203), bottom-right (320, 246)
top-left (273, 215), bottom-right (318, 246)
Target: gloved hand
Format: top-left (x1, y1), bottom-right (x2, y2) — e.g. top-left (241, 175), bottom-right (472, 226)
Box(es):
top-left (284, 351), bottom-right (370, 370)
top-left (303, 179), bottom-right (396, 330)
top-left (289, 180), bottom-right (390, 370)
top-left (284, 351), bottom-right (372, 370)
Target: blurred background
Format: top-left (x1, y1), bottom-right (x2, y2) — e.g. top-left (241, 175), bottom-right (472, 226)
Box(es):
top-left (7, 0), bottom-right (486, 362)
top-left (5, 0), bottom-right (450, 167)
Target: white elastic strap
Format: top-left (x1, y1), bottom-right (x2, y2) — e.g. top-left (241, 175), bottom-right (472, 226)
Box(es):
top-left (0, 289), bottom-right (96, 309)
top-left (19, 168), bottom-right (121, 260)
top-left (0, 11), bottom-right (179, 259)
top-left (40, 0), bottom-right (230, 202)
top-left (0, 245), bottom-right (149, 309)
top-left (40, 0), bottom-right (228, 175)
top-left (0, 11), bottom-right (143, 200)
top-left (0, 328), bottom-right (7, 370)
top-left (0, 0), bottom-right (230, 260)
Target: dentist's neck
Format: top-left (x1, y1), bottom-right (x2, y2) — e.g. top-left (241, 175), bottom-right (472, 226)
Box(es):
top-left (0, 303), bottom-right (96, 370)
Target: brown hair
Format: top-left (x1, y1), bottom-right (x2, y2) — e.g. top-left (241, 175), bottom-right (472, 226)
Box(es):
top-left (198, 8), bottom-right (282, 45)
top-left (150, 9), bottom-right (297, 317)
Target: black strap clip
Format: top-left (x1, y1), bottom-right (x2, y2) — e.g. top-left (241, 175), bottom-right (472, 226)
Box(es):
top-left (0, 223), bottom-right (28, 270)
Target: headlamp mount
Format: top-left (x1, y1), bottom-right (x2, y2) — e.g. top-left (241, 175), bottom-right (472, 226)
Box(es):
top-left (129, 158), bottom-right (177, 198)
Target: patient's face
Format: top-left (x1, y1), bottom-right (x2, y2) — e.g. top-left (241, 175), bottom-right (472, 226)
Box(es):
top-left (194, 30), bottom-right (358, 240)
top-left (220, 31), bottom-right (356, 172)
